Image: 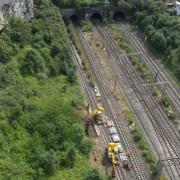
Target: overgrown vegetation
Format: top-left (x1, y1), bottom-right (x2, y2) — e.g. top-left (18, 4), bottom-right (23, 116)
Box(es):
top-left (133, 0), bottom-right (180, 82)
top-left (52, 0), bottom-right (104, 8)
top-left (109, 23), bottom-right (178, 122)
top-left (52, 0), bottom-right (127, 8)
top-left (0, 0), bottom-right (103, 179)
top-left (67, 21), bottom-right (95, 87)
top-left (109, 23), bottom-right (154, 83)
top-left (151, 87), bottom-right (177, 121)
top-left (123, 110), bottom-right (157, 172)
top-left (67, 22), bottom-right (83, 55)
top-left (81, 20), bottom-right (93, 32)
top-left (107, 24), bottom-right (157, 171)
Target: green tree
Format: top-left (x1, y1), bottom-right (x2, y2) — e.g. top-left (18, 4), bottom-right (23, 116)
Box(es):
top-left (51, 43), bottom-right (62, 57)
top-left (0, 0), bottom-right (94, 179)
top-left (66, 147), bottom-right (76, 168)
top-left (20, 48), bottom-right (45, 76)
top-left (170, 47), bottom-right (180, 69)
top-left (38, 152), bottom-right (57, 176)
top-left (150, 31), bottom-right (167, 51)
top-left (141, 16), bottom-right (154, 30)
top-left (133, 0), bottom-right (180, 81)
top-left (79, 137), bottom-right (94, 157)
top-left (0, 39), bottom-right (12, 63)
top-left (84, 169), bottom-right (103, 180)
top-left (6, 17), bottom-right (31, 46)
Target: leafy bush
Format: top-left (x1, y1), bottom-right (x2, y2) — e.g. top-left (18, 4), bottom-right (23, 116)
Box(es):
top-left (65, 147), bottom-right (77, 168)
top-left (81, 20), bottom-right (93, 32)
top-left (161, 95), bottom-right (171, 107)
top-left (132, 57), bottom-right (138, 66)
top-left (132, 128), bottom-right (142, 142)
top-left (0, 39), bottom-right (13, 63)
top-left (20, 48), bottom-right (46, 76)
top-left (38, 151), bottom-right (57, 176)
top-left (84, 168), bottom-right (104, 180)
top-left (131, 128), bottom-right (156, 169)
top-left (123, 110), bottom-right (134, 125)
top-left (67, 22), bottom-right (83, 55)
top-left (168, 111), bottom-right (177, 120)
top-left (79, 137), bottom-right (94, 157)
top-left (6, 17), bottom-right (31, 46)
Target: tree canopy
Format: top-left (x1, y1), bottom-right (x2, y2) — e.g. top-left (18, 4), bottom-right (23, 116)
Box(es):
top-left (133, 0), bottom-right (180, 80)
top-left (0, 0), bottom-right (97, 179)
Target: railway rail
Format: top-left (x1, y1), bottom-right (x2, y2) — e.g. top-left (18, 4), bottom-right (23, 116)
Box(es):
top-left (98, 24), bottom-right (180, 149)
top-left (118, 23), bottom-right (180, 111)
top-left (94, 22), bottom-right (180, 179)
top-left (73, 22), bottom-right (147, 180)
top-left (71, 39), bottom-right (126, 179)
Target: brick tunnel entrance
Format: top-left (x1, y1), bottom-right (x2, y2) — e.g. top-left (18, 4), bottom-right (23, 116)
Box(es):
top-left (91, 13), bottom-right (103, 22)
top-left (113, 11), bottom-right (125, 21)
top-left (70, 14), bottom-right (78, 22)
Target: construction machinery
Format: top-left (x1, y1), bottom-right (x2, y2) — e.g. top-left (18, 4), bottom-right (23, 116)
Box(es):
top-left (107, 143), bottom-right (131, 177)
top-left (94, 86), bottom-right (101, 98)
top-left (107, 143), bottom-right (120, 166)
top-left (85, 103), bottom-right (105, 135)
top-left (90, 104), bottom-right (105, 125)
top-left (107, 143), bottom-right (120, 178)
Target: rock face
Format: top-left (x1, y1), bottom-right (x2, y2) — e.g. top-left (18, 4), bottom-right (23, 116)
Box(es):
top-left (176, 1), bottom-right (180, 15)
top-left (0, 0), bottom-right (34, 30)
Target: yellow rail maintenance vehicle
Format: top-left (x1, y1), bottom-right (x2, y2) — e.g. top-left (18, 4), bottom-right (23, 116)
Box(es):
top-left (107, 143), bottom-right (121, 166)
top-left (90, 104), bottom-right (106, 125)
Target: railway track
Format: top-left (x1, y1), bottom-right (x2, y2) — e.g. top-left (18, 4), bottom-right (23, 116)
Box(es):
top-left (123, 58), bottom-right (180, 180)
top-left (71, 37), bottom-right (126, 179)
top-left (94, 23), bottom-right (180, 179)
top-left (95, 23), bottom-right (180, 147)
top-left (73, 22), bottom-right (147, 180)
top-left (118, 23), bottom-right (180, 111)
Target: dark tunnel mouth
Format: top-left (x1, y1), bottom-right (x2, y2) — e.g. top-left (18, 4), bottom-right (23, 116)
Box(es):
top-left (91, 13), bottom-right (103, 22)
top-left (113, 11), bottom-right (125, 21)
top-left (70, 15), bottom-right (79, 22)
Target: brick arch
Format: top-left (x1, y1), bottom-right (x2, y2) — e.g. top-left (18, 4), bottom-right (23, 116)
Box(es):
top-left (113, 11), bottom-right (125, 21)
top-left (70, 14), bottom-right (79, 21)
top-left (90, 12), bottom-right (103, 22)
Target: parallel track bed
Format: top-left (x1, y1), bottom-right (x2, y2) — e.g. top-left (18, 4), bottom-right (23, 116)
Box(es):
top-left (94, 23), bottom-right (180, 179)
top-left (73, 23), bottom-right (146, 180)
top-left (71, 37), bottom-right (126, 180)
top-left (119, 23), bottom-right (180, 111)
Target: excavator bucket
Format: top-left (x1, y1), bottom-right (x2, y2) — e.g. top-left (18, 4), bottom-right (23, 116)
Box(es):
top-left (97, 106), bottom-right (105, 112)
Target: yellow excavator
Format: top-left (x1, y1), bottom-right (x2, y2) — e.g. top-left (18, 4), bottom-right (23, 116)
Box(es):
top-left (85, 104), bottom-right (105, 135)
top-left (90, 105), bottom-right (105, 125)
